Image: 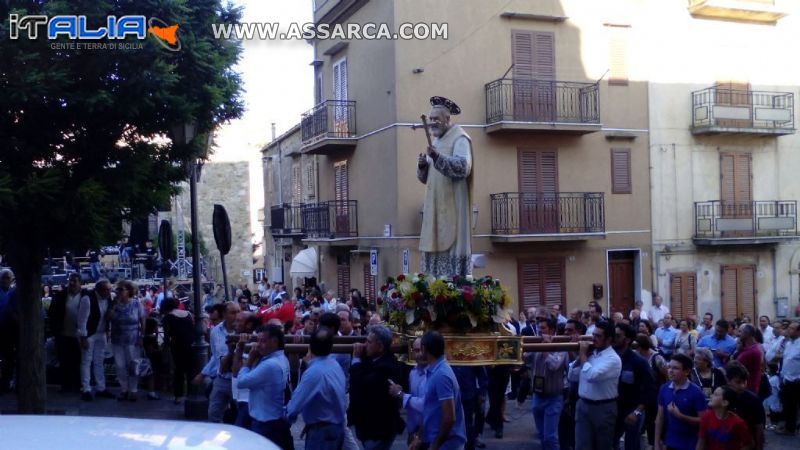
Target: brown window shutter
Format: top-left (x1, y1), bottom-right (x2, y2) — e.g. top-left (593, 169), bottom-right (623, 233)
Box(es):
top-left (611, 148), bottom-right (632, 194)
top-left (512, 30), bottom-right (534, 80)
top-left (518, 149), bottom-right (558, 193)
top-left (720, 153), bottom-right (735, 206)
top-left (363, 263), bottom-right (374, 303)
top-left (720, 152), bottom-right (752, 217)
top-left (607, 26), bottom-right (630, 85)
top-left (532, 31), bottom-right (555, 80)
top-left (686, 273), bottom-right (697, 317)
top-left (670, 272), bottom-right (697, 320)
top-left (518, 150), bottom-right (539, 193)
top-left (518, 259), bottom-right (565, 313)
top-left (739, 265), bottom-right (756, 320)
top-left (721, 266), bottom-right (739, 321)
top-left (337, 263), bottom-right (350, 300)
top-left (670, 274), bottom-right (684, 320)
top-left (334, 160), bottom-right (348, 202)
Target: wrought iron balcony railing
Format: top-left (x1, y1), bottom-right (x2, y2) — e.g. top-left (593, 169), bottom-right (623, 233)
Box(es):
top-left (301, 100), bottom-right (357, 144)
top-left (301, 200), bottom-right (358, 239)
top-left (485, 78), bottom-right (600, 125)
top-left (695, 200), bottom-right (798, 239)
top-left (691, 87), bottom-right (794, 134)
top-left (269, 203), bottom-right (305, 237)
top-left (491, 192), bottom-right (605, 235)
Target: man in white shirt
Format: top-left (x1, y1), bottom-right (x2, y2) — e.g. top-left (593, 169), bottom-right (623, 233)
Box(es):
top-left (321, 290), bottom-right (337, 313)
top-left (77, 279), bottom-right (114, 401)
top-left (48, 273), bottom-right (88, 393)
top-left (568, 320), bottom-right (622, 450)
top-left (648, 294), bottom-right (669, 324)
top-left (758, 315), bottom-right (775, 349)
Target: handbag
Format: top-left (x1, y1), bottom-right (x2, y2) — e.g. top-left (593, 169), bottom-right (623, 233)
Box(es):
top-left (129, 356), bottom-right (153, 377)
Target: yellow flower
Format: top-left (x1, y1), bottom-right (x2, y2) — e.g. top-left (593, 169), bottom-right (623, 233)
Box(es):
top-left (428, 279), bottom-right (450, 298)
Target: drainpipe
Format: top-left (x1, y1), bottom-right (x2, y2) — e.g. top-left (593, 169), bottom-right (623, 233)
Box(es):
top-left (772, 246), bottom-right (778, 315)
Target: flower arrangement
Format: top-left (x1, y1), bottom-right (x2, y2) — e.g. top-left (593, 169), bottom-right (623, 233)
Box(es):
top-left (378, 273), bottom-right (513, 333)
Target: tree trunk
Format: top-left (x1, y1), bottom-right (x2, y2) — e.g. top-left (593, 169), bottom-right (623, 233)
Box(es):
top-left (15, 260), bottom-right (46, 413)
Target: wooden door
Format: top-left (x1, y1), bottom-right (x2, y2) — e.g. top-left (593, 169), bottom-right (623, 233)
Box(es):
top-left (609, 258), bottom-right (635, 315)
top-left (518, 259), bottom-right (565, 314)
top-left (334, 160), bottom-right (349, 236)
top-left (512, 30), bottom-right (555, 121)
top-left (518, 149), bottom-right (558, 233)
top-left (720, 153), bottom-right (752, 235)
top-left (670, 272), bottom-right (697, 320)
top-left (721, 265), bottom-right (756, 321)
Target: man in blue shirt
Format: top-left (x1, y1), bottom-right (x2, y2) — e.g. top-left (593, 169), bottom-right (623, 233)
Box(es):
top-left (654, 354), bottom-right (707, 450)
top-left (286, 326), bottom-right (347, 450)
top-left (697, 320), bottom-right (737, 368)
top-left (236, 324), bottom-right (293, 450)
top-left (654, 314), bottom-right (678, 359)
top-left (389, 337), bottom-right (427, 444)
top-left (419, 331), bottom-right (466, 450)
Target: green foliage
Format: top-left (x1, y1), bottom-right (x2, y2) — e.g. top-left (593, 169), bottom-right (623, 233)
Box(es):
top-left (0, 0), bottom-right (244, 262)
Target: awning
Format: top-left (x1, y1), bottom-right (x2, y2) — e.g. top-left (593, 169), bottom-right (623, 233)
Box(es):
top-left (289, 247), bottom-right (317, 277)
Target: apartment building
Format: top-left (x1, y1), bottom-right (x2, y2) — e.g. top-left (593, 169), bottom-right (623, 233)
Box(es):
top-left (647, 1), bottom-right (800, 321)
top-left (264, 0), bottom-right (654, 315)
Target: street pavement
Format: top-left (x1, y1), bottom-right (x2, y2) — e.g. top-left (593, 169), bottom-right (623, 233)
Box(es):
top-left (1, 386), bottom-right (797, 449)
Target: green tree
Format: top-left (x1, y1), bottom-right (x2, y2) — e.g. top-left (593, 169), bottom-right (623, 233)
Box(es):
top-left (0, 0), bottom-right (243, 413)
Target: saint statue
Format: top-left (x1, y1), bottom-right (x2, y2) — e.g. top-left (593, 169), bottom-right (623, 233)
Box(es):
top-left (417, 96), bottom-right (473, 278)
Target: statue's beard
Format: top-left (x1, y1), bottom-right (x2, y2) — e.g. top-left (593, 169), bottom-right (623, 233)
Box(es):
top-left (431, 125), bottom-right (446, 138)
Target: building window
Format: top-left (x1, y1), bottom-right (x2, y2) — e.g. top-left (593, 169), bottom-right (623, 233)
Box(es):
top-left (605, 24), bottom-right (630, 86)
top-left (611, 148), bottom-right (632, 194)
top-left (669, 272), bottom-right (697, 320)
top-left (721, 265), bottom-right (756, 321)
top-left (518, 259), bottom-right (565, 314)
top-left (291, 163), bottom-right (302, 204)
top-left (305, 159), bottom-right (316, 201)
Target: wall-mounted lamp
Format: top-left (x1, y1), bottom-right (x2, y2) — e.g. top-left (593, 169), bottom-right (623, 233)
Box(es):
top-left (412, 68), bottom-right (424, 74)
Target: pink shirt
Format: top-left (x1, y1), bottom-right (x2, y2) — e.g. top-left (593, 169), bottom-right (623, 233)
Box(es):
top-left (736, 343), bottom-right (763, 394)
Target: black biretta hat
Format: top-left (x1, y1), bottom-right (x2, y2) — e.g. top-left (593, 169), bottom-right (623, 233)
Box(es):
top-left (430, 96), bottom-right (461, 115)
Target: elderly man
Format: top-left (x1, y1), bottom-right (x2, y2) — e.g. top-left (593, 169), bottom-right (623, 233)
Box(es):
top-left (697, 319), bottom-right (737, 369)
top-left (48, 273), bottom-right (89, 393)
top-left (349, 325), bottom-right (404, 450)
top-left (77, 279), bottom-right (115, 401)
top-left (417, 96), bottom-right (473, 278)
top-left (654, 314), bottom-right (678, 359)
top-left (648, 294), bottom-right (669, 324)
top-left (195, 301), bottom-right (240, 423)
top-left (0, 269), bottom-right (18, 393)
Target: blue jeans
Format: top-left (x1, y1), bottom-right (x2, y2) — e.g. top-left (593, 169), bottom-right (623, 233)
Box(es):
top-left (90, 262), bottom-right (101, 281)
top-left (533, 393), bottom-right (563, 450)
top-left (305, 423), bottom-right (344, 450)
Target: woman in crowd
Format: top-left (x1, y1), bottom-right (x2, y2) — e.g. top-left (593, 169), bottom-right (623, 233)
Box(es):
top-left (674, 318), bottom-right (697, 358)
top-left (638, 319), bottom-right (659, 350)
top-left (160, 297), bottom-right (194, 404)
top-left (107, 279), bottom-right (146, 401)
top-left (690, 347), bottom-right (728, 401)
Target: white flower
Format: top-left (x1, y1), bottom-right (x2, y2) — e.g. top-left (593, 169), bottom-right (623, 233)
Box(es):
top-left (412, 276), bottom-right (420, 283)
top-left (465, 274), bottom-right (474, 282)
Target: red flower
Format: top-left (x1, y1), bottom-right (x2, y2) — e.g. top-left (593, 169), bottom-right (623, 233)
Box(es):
top-left (380, 285), bottom-right (387, 292)
top-left (435, 294), bottom-right (446, 304)
top-left (412, 291), bottom-right (423, 303)
top-left (397, 274), bottom-right (406, 281)
top-left (376, 298), bottom-right (383, 305)
top-left (391, 292), bottom-right (399, 299)
top-left (463, 291), bottom-right (474, 303)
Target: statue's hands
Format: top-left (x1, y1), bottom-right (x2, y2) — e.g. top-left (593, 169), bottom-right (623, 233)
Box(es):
top-left (426, 145), bottom-right (439, 160)
top-left (418, 153), bottom-right (428, 168)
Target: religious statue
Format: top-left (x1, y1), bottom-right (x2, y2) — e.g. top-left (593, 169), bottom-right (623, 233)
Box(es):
top-left (417, 96), bottom-right (473, 278)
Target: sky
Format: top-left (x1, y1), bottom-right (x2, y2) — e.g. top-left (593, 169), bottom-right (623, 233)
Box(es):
top-left (210, 1), bottom-right (314, 245)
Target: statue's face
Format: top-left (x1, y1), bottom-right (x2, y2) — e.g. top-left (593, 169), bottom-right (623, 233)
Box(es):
top-left (429, 108), bottom-right (449, 138)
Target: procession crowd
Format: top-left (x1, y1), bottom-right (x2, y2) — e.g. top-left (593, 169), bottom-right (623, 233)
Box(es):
top-left (1, 268), bottom-right (799, 450)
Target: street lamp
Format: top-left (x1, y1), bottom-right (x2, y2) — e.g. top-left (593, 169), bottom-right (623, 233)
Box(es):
top-left (171, 122), bottom-right (209, 420)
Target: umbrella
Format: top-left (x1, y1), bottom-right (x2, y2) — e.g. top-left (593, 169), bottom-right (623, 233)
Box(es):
top-left (290, 247), bottom-right (318, 277)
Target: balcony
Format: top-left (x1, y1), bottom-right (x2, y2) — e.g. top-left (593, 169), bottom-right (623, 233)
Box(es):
top-left (691, 87), bottom-right (795, 136)
top-left (485, 78), bottom-right (601, 135)
top-left (490, 192), bottom-right (605, 242)
top-left (694, 200), bottom-right (798, 245)
top-left (688, 0), bottom-right (788, 24)
top-left (269, 203), bottom-right (306, 238)
top-left (300, 100), bottom-right (357, 154)
top-left (301, 200), bottom-right (358, 239)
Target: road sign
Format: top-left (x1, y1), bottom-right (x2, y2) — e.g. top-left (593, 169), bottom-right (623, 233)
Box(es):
top-left (370, 249), bottom-right (378, 276)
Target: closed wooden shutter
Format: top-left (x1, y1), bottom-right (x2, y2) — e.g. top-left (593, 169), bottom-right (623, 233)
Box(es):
top-left (291, 164), bottom-right (302, 204)
top-left (607, 25), bottom-right (630, 85)
top-left (337, 263), bottom-right (350, 300)
top-left (334, 160), bottom-right (348, 202)
top-left (512, 30), bottom-right (534, 80)
top-left (512, 30), bottom-right (555, 122)
top-left (518, 259), bottom-right (565, 313)
top-left (363, 263), bottom-right (374, 303)
top-left (715, 81), bottom-right (752, 128)
top-left (305, 159), bottom-right (316, 201)
top-left (611, 148), bottom-right (632, 194)
top-left (721, 265), bottom-right (757, 321)
top-left (670, 272), bottom-right (697, 320)
top-left (518, 149), bottom-right (558, 233)
top-left (719, 153), bottom-right (752, 222)
top-left (532, 32), bottom-right (555, 80)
